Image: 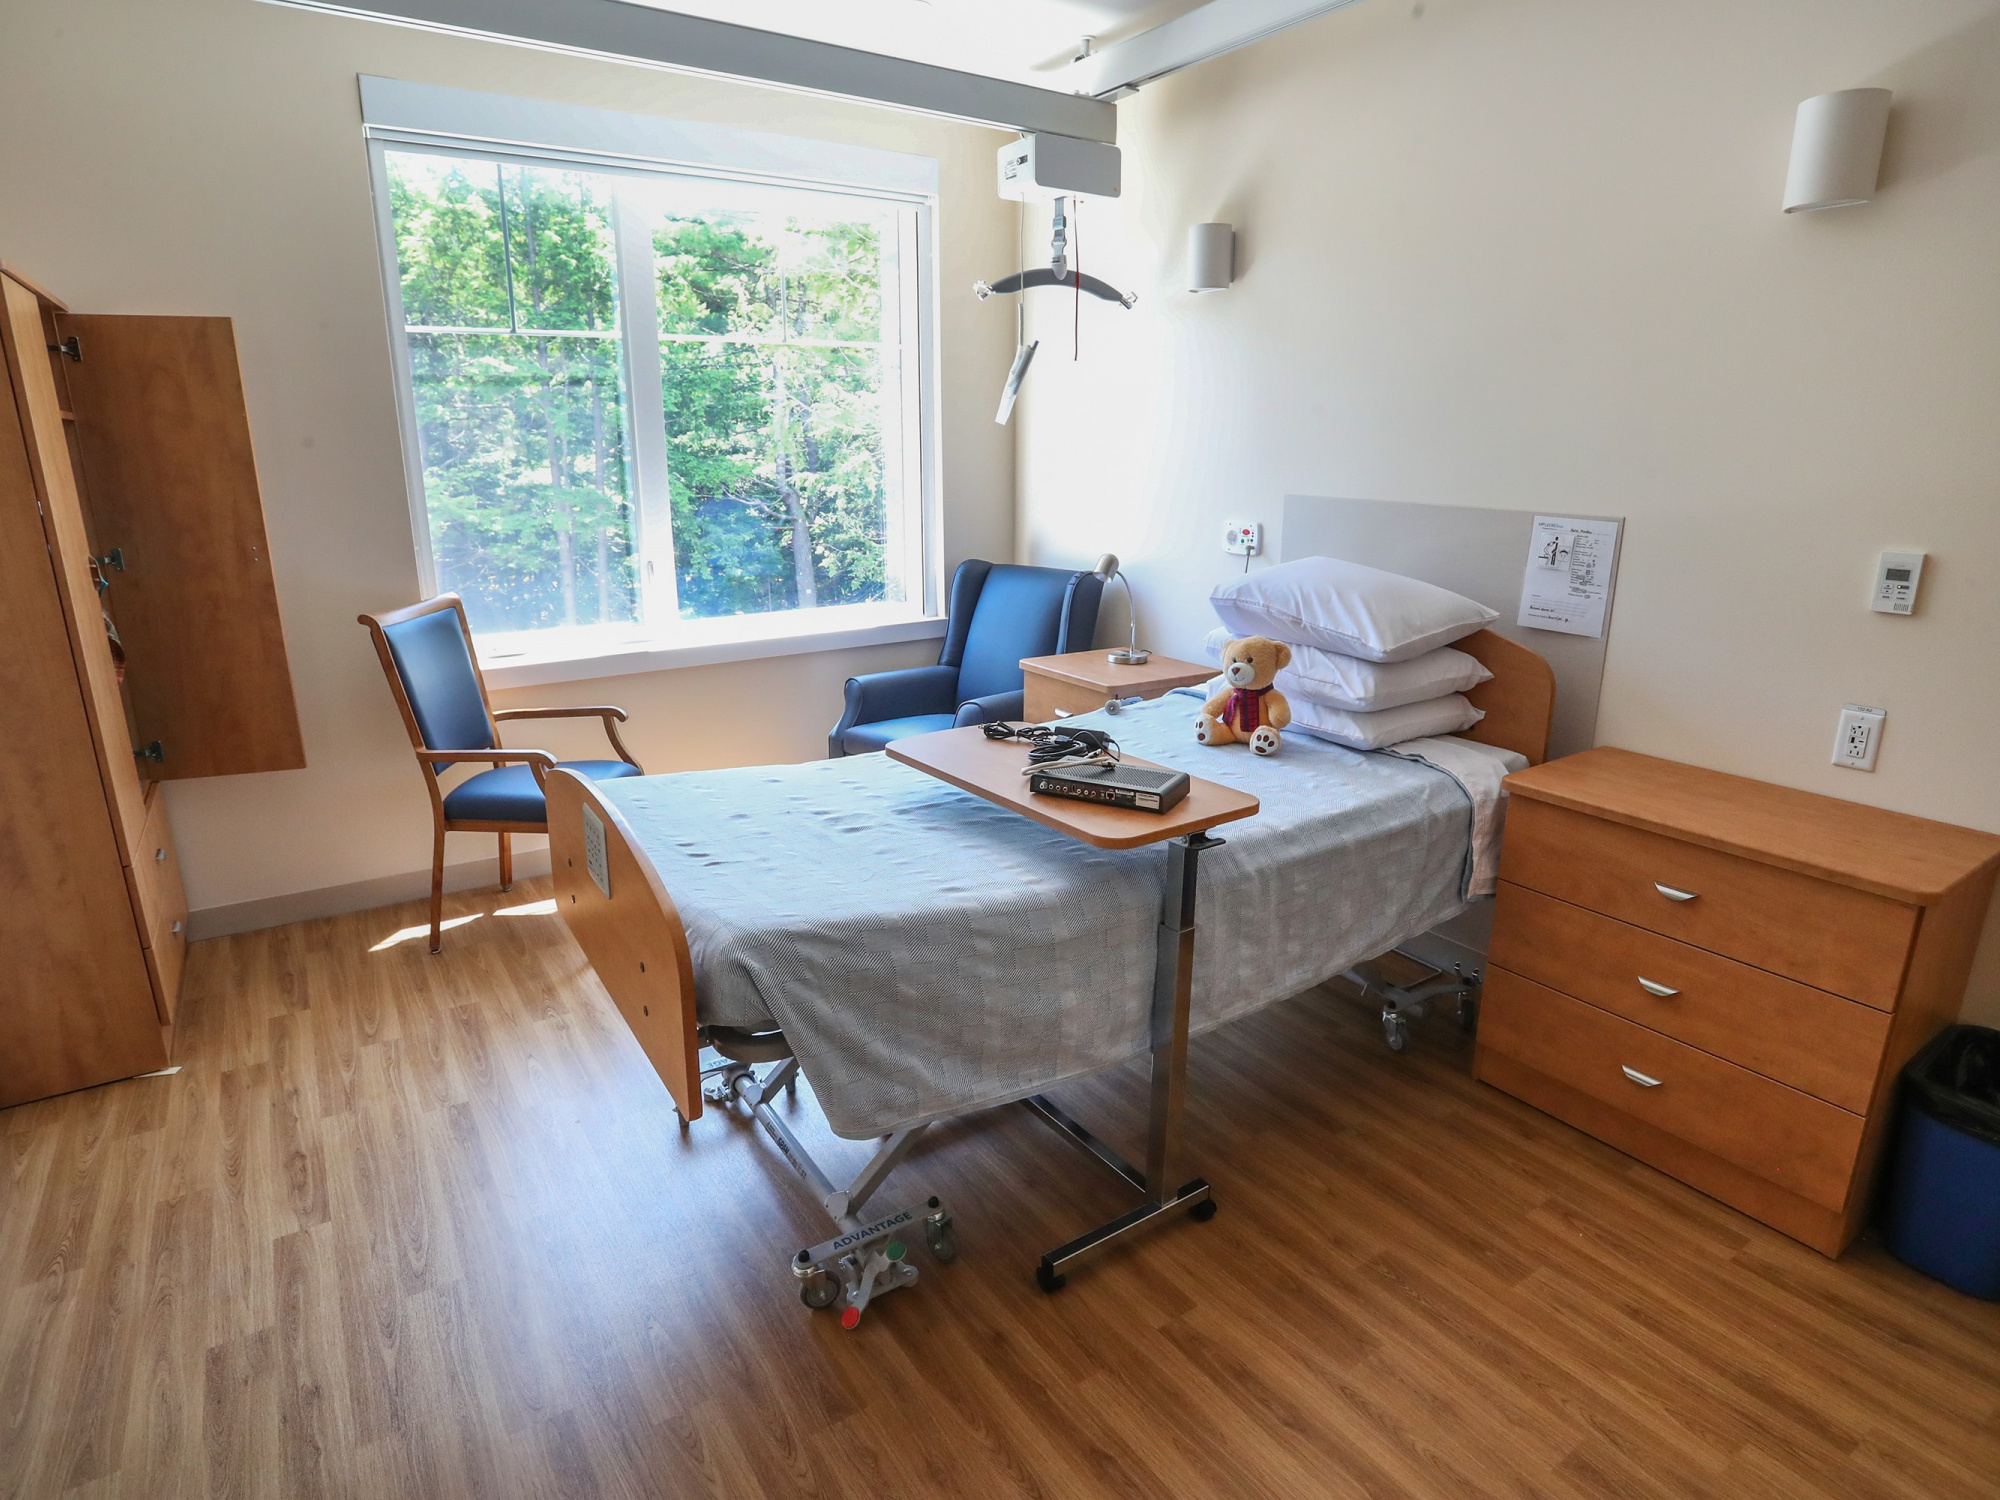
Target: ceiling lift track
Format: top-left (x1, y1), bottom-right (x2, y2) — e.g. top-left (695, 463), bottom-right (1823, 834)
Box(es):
top-left (1076, 0), bottom-right (1375, 99)
top-left (261, 0), bottom-right (1376, 137)
top-left (256, 0), bottom-right (1117, 142)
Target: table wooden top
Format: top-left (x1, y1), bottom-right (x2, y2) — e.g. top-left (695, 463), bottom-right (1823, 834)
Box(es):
top-left (886, 725), bottom-right (1259, 850)
top-left (1504, 746), bottom-right (2000, 904)
top-left (1018, 649), bottom-right (1214, 698)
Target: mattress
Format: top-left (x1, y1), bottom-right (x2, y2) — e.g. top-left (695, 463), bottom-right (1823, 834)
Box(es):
top-left (598, 693), bottom-right (1523, 1138)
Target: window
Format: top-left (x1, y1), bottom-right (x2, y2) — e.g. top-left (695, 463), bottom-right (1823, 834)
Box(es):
top-left (366, 92), bottom-right (935, 668)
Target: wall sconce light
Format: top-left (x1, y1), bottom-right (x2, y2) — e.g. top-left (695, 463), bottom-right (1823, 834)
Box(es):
top-left (1783, 88), bottom-right (1891, 212)
top-left (1188, 222), bottom-right (1234, 292)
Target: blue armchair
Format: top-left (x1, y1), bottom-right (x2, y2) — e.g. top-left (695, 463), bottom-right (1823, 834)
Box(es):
top-left (830, 561), bottom-right (1104, 756)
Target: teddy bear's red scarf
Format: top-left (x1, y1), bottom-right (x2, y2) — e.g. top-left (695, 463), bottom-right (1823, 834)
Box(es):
top-left (1220, 685), bottom-right (1272, 734)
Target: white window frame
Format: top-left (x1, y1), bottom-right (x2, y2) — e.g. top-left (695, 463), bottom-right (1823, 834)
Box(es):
top-left (361, 77), bottom-right (944, 686)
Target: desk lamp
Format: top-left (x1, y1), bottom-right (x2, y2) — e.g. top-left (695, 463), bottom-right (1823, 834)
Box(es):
top-left (1092, 554), bottom-right (1149, 665)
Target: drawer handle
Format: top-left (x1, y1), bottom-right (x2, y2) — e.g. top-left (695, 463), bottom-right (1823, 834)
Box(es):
top-left (1653, 883), bottom-right (1699, 902)
top-left (1622, 1065), bottom-right (1663, 1088)
top-left (1636, 976), bottom-right (1679, 998)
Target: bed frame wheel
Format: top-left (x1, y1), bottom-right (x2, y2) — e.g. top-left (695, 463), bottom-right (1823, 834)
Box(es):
top-left (1187, 1197), bottom-right (1218, 1223)
top-left (1381, 1008), bottom-right (1409, 1051)
top-left (800, 1277), bottom-right (840, 1310)
top-left (1036, 1262), bottom-right (1067, 1294)
top-left (1456, 994), bottom-right (1479, 1032)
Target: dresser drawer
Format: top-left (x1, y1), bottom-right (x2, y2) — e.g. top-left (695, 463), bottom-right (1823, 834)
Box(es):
top-left (1500, 799), bottom-right (1915, 1009)
top-left (1479, 968), bottom-right (1867, 1211)
top-left (1489, 882), bottom-right (1891, 1113)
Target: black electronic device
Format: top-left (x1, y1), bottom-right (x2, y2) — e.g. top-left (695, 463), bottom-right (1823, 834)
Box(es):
top-left (1027, 761), bottom-right (1190, 814)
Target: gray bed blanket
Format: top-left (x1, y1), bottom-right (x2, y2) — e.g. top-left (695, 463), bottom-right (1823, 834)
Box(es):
top-left (598, 694), bottom-right (1510, 1138)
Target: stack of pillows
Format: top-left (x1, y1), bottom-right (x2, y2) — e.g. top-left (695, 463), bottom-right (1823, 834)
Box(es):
top-left (1204, 556), bottom-right (1502, 751)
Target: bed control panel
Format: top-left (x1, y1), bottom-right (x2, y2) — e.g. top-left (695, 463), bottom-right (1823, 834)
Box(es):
top-left (582, 804), bottom-right (612, 897)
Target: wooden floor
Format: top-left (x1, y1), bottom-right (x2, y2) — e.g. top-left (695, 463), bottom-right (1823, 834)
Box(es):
top-left (5, 880), bottom-right (1999, 1500)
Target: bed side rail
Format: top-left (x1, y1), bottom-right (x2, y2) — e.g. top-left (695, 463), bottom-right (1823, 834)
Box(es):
top-left (547, 768), bottom-right (703, 1123)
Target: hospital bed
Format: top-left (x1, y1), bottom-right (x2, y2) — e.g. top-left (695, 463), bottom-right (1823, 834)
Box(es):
top-left (547, 627), bottom-right (1553, 1322)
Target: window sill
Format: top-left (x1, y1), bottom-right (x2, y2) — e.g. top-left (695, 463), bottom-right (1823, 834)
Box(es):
top-left (474, 605), bottom-right (947, 690)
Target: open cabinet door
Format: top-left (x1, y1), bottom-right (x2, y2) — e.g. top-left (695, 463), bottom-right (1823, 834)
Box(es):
top-left (59, 313), bottom-right (305, 778)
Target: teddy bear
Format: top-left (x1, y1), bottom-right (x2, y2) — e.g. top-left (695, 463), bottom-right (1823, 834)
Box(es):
top-left (1196, 635), bottom-right (1293, 756)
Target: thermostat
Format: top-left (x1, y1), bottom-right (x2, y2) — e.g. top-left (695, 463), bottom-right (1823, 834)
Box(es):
top-left (1871, 550), bottom-right (1925, 615)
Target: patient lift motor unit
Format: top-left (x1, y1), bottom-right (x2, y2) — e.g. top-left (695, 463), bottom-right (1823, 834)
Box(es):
top-left (979, 133), bottom-right (1133, 422)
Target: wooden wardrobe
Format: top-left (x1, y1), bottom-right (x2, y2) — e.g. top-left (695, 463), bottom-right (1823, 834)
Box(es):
top-left (0, 263), bottom-right (302, 1109)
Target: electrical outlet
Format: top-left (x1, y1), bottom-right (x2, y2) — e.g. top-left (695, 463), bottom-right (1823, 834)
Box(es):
top-left (1224, 523), bottom-right (1262, 557)
top-left (1832, 704), bottom-right (1885, 772)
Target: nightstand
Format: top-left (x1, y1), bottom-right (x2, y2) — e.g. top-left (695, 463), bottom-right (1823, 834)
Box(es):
top-left (1019, 651), bottom-right (1214, 723)
top-left (1476, 747), bottom-right (2000, 1257)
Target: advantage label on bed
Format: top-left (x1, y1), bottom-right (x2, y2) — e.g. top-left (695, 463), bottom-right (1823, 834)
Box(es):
top-left (582, 804), bottom-right (612, 899)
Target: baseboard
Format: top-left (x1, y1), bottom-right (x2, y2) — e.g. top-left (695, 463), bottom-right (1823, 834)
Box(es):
top-left (186, 845), bottom-right (554, 941)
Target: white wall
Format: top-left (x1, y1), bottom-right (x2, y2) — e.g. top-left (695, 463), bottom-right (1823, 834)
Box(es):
top-left (0, 0), bottom-right (1018, 925)
top-left (1016, 0), bottom-right (2000, 1021)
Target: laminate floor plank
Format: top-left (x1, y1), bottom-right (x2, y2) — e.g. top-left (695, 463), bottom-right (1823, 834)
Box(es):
top-left (6, 876), bottom-right (2000, 1499)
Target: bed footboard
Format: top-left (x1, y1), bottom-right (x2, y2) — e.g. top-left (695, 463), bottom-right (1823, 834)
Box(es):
top-left (547, 769), bottom-right (703, 1122)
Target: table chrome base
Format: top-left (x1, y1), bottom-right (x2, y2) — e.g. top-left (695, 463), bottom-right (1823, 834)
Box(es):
top-left (1023, 830), bottom-right (1224, 1291)
top-left (1025, 1092), bottom-right (1214, 1290)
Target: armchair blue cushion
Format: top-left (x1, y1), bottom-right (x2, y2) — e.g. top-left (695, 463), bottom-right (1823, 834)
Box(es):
top-left (382, 607), bottom-right (495, 773)
top-left (829, 560), bottom-right (1103, 756)
top-left (442, 759), bottom-right (642, 823)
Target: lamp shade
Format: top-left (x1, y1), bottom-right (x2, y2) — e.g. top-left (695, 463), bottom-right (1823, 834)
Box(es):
top-left (1783, 88), bottom-right (1891, 212)
top-left (1188, 223), bottom-right (1234, 291)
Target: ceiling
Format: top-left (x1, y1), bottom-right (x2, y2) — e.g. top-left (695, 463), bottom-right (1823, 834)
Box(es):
top-left (623, 0), bottom-right (1207, 89)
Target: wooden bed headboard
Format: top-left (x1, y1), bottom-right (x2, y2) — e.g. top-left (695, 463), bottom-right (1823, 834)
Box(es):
top-left (1455, 629), bottom-right (1556, 766)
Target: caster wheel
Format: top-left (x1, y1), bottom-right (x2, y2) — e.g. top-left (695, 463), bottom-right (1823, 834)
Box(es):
top-left (924, 1225), bottom-right (958, 1262)
top-left (1036, 1263), bottom-right (1066, 1294)
top-left (1382, 1011), bottom-right (1409, 1052)
top-left (1187, 1198), bottom-right (1218, 1222)
top-left (800, 1278), bottom-right (840, 1310)
top-left (1456, 995), bottom-right (1479, 1033)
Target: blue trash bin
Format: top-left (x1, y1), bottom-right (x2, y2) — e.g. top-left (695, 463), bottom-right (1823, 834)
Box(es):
top-left (1882, 1025), bottom-right (2000, 1300)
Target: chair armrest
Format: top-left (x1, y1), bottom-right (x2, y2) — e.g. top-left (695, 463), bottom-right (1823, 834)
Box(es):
top-left (492, 705), bottom-right (628, 722)
top-left (954, 690), bottom-right (1023, 728)
top-left (419, 747), bottom-right (558, 791)
top-left (492, 705), bottom-right (639, 767)
top-left (829, 664), bottom-right (961, 756)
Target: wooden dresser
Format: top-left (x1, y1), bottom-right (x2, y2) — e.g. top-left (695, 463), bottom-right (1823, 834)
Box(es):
top-left (0, 263), bottom-right (303, 1108)
top-left (1476, 747), bottom-right (2000, 1256)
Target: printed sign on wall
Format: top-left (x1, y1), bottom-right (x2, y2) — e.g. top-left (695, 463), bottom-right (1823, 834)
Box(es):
top-left (1519, 515), bottom-right (1620, 637)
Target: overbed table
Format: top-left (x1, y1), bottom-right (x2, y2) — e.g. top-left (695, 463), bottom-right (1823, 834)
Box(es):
top-left (886, 725), bottom-right (1259, 1289)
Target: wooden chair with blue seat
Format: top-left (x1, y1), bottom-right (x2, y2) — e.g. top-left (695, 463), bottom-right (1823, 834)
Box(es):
top-left (359, 594), bottom-right (645, 953)
top-left (829, 559), bottom-right (1104, 756)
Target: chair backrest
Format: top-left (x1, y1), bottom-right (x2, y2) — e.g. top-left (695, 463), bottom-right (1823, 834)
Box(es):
top-left (947, 562), bottom-right (1104, 703)
top-left (359, 596), bottom-right (496, 773)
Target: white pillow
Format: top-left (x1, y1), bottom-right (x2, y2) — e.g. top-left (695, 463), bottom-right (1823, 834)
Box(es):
top-left (1199, 678), bottom-right (1485, 750)
top-left (1203, 626), bottom-right (1490, 712)
top-left (1210, 556), bottom-right (1498, 663)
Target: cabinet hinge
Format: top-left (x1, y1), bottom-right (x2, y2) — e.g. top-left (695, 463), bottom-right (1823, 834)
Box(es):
top-left (48, 335), bottom-right (81, 362)
top-left (134, 740), bottom-right (164, 764)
